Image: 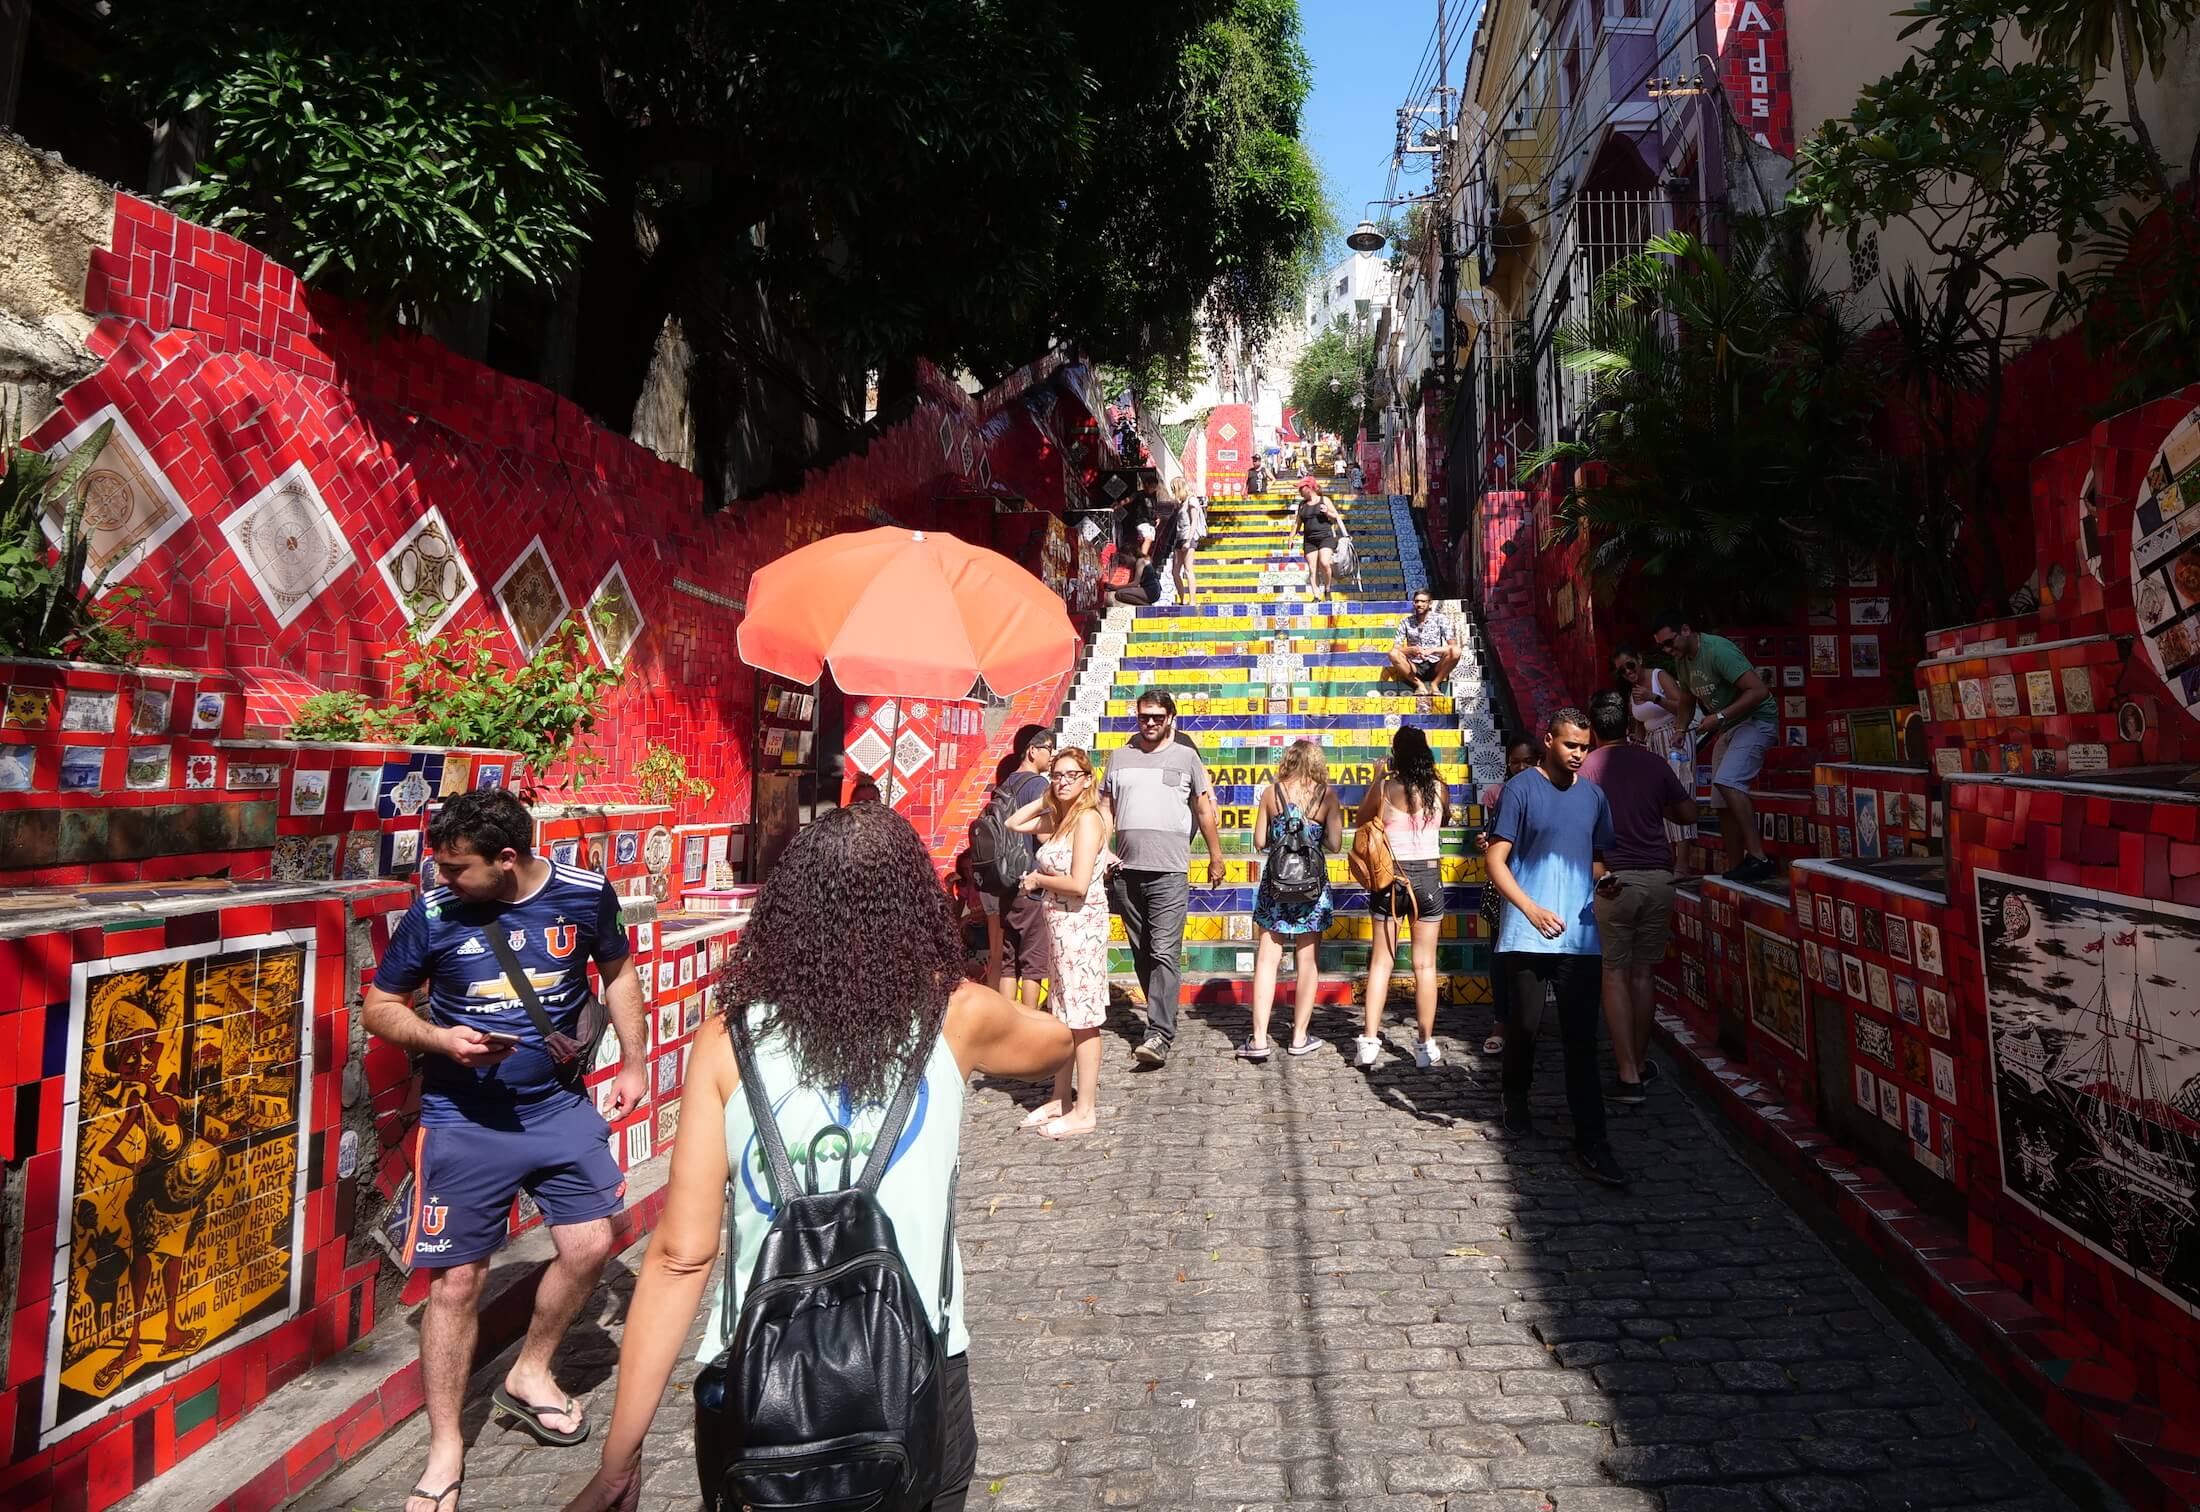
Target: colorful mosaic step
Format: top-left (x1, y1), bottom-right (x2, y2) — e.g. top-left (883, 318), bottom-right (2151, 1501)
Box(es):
top-left (1111, 940), bottom-right (1487, 976)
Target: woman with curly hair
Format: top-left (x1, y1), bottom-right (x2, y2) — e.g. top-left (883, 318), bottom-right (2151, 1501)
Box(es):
top-left (1006, 745), bottom-right (1112, 1138)
top-left (559, 803), bottom-right (1070, 1512)
top-left (1244, 739), bottom-right (1342, 1059)
top-left (1355, 725), bottom-right (1455, 1069)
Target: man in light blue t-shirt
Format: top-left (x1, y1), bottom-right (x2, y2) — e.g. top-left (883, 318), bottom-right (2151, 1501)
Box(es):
top-left (1485, 707), bottom-right (1626, 1187)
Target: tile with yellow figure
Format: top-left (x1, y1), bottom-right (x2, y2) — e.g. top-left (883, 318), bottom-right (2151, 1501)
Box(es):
top-left (49, 932), bottom-right (314, 1442)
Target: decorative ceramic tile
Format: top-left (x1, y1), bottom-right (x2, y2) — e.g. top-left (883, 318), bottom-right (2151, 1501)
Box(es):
top-left (184, 753), bottom-right (217, 789)
top-left (343, 767), bottom-right (380, 812)
top-left (341, 832), bottom-right (381, 880)
top-left (60, 691), bottom-right (117, 733)
top-left (375, 506), bottom-right (478, 641)
top-left (45, 929), bottom-right (315, 1441)
top-left (39, 406), bottom-right (191, 586)
top-left (391, 770), bottom-right (431, 815)
top-left (5, 687), bottom-right (54, 728)
top-left (190, 691), bottom-right (226, 731)
top-left (130, 687), bottom-right (171, 734)
top-left (585, 563), bottom-right (646, 664)
top-left (59, 746), bottom-right (104, 790)
top-left (0, 745), bottom-right (34, 792)
top-left (475, 763), bottom-right (504, 791)
top-left (391, 829), bottom-right (422, 868)
top-left (492, 536), bottom-right (572, 658)
top-left (291, 769), bottom-right (329, 816)
top-left (551, 839), bottom-right (581, 867)
top-left (123, 745), bottom-right (170, 790)
top-left (226, 763), bottom-right (279, 790)
top-left (220, 462), bottom-right (358, 629)
top-left (615, 832), bottom-right (639, 867)
top-left (271, 833), bottom-right (339, 882)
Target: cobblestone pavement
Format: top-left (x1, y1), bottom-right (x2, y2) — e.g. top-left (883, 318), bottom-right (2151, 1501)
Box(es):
top-left (295, 1013), bottom-right (2103, 1512)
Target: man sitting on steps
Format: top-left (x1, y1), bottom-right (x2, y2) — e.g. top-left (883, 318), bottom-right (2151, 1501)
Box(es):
top-left (1385, 589), bottom-right (1464, 695)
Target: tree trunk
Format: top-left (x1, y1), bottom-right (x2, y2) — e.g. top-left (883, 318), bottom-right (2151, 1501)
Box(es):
top-left (2115, 0), bottom-right (2197, 233)
top-left (630, 314), bottom-right (696, 473)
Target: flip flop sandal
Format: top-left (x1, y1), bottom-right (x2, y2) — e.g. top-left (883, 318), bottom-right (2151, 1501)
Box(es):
top-left (407, 1480), bottom-right (461, 1512)
top-left (1483, 1034), bottom-right (1506, 1055)
top-left (1039, 1117), bottom-right (1095, 1140)
top-left (1018, 1105), bottom-right (1063, 1129)
top-left (490, 1385), bottom-right (589, 1446)
top-left (1286, 1038), bottom-right (1320, 1057)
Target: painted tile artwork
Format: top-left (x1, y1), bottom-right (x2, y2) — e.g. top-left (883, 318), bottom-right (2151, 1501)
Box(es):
top-left (1744, 923), bottom-right (1807, 1058)
top-left (219, 462), bottom-right (358, 630)
top-left (493, 537), bottom-right (572, 657)
top-left (46, 934), bottom-right (313, 1440)
top-left (1978, 870), bottom-right (2200, 1316)
top-left (376, 506), bottom-right (478, 641)
top-left (586, 563), bottom-right (647, 665)
top-left (2132, 407), bottom-right (2200, 719)
top-left (39, 406), bottom-right (192, 586)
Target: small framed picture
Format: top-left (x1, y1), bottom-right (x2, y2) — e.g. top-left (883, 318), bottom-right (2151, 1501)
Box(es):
top-left (1782, 666), bottom-right (1805, 688)
top-left (1850, 635), bottom-right (1882, 677)
top-left (1783, 695), bottom-right (1808, 718)
top-left (1850, 596), bottom-right (1891, 626)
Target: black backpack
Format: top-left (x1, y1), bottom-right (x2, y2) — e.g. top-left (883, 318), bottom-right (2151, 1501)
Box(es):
top-left (969, 777), bottom-right (1036, 893)
top-left (697, 1014), bottom-right (957, 1512)
top-left (1264, 802), bottom-right (1328, 909)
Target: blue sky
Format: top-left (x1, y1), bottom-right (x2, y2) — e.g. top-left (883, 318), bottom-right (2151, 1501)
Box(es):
top-left (1300, 0), bottom-right (1475, 244)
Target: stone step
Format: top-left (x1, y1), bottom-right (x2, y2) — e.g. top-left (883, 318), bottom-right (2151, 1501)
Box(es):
top-left (1092, 694), bottom-right (1460, 717)
top-left (1103, 973), bottom-right (1494, 1007)
top-left (1113, 940), bottom-right (1487, 975)
top-left (1102, 854), bottom-right (1482, 888)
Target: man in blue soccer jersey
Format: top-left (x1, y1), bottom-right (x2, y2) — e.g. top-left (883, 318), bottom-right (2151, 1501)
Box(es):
top-left (363, 789), bottom-right (646, 1512)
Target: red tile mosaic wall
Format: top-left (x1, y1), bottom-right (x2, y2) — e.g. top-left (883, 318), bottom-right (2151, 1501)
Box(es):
top-left (1700, 877), bottom-right (1810, 1111)
top-left (29, 192), bottom-right (1095, 838)
top-left (1812, 762), bottom-right (1940, 862)
top-left (0, 882), bottom-right (408, 1512)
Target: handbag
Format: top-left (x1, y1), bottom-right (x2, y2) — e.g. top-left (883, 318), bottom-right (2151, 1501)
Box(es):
top-left (1348, 814), bottom-right (1417, 923)
top-left (485, 925), bottom-right (609, 1076)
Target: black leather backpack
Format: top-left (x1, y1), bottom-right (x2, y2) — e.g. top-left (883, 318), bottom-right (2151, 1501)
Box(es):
top-left (695, 1012), bottom-right (956, 1511)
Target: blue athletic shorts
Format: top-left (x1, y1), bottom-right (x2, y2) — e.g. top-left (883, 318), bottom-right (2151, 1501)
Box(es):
top-left (401, 1096), bottom-right (624, 1267)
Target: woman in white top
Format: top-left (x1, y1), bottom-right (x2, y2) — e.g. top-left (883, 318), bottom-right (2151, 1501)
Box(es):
top-left (1612, 645), bottom-right (1697, 874)
top-left (1170, 493), bottom-right (1207, 607)
top-left (1354, 726), bottom-right (1454, 1069)
top-left (559, 804), bottom-right (1071, 1512)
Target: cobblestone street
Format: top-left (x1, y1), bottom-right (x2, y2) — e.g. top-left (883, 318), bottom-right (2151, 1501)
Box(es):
top-left (295, 1014), bottom-right (2100, 1512)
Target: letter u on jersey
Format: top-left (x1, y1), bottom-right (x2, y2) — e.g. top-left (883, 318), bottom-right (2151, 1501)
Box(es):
top-left (543, 925), bottom-right (579, 959)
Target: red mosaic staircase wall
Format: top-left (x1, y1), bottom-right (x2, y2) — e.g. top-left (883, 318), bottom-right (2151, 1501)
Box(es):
top-left (25, 192), bottom-right (1101, 827)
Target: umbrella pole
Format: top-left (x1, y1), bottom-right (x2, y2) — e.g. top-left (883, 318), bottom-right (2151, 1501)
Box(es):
top-left (884, 697), bottom-right (901, 810)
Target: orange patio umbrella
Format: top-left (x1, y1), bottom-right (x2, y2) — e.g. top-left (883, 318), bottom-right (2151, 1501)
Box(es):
top-left (735, 526), bottom-right (1078, 698)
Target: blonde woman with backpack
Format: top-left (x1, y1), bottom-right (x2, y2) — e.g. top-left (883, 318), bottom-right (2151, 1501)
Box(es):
top-left (1244, 740), bottom-right (1343, 1060)
top-left (1355, 726), bottom-right (1454, 1069)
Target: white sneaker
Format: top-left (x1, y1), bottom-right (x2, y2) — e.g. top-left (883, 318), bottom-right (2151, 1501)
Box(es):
top-left (1414, 1038), bottom-right (1443, 1069)
top-left (1353, 1036), bottom-right (1382, 1068)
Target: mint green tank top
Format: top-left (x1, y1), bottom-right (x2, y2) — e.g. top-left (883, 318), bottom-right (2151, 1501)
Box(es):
top-left (701, 1006), bottom-right (968, 1358)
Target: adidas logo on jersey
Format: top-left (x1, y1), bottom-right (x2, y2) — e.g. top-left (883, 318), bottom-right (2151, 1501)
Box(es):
top-left (456, 937), bottom-right (485, 957)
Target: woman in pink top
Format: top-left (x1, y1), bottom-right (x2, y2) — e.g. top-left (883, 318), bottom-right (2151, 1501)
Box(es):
top-left (1354, 726), bottom-right (1454, 1069)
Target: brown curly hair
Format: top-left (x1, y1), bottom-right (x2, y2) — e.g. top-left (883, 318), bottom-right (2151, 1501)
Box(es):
top-left (719, 802), bottom-right (962, 1104)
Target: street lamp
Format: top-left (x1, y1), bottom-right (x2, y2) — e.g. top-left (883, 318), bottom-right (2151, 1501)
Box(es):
top-left (1346, 219), bottom-right (1387, 256)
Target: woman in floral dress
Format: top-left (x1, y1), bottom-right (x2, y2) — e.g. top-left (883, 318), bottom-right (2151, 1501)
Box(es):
top-left (1009, 746), bottom-right (1112, 1138)
top-left (1244, 739), bottom-right (1343, 1060)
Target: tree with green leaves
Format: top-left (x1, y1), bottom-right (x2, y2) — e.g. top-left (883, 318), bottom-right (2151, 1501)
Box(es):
top-left (1793, 0), bottom-right (2152, 618)
top-left (1521, 222), bottom-right (1887, 621)
top-left (1288, 319), bottom-right (1378, 442)
top-left (103, 0), bottom-right (1326, 505)
top-left (2011, 0), bottom-right (2200, 217)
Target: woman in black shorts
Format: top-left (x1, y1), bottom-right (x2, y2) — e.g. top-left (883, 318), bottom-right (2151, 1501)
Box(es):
top-left (1295, 479), bottom-right (1343, 598)
top-left (1353, 726), bottom-right (1453, 1069)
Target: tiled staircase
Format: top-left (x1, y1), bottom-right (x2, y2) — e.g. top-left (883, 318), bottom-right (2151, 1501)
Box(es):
top-left (1054, 494), bottom-right (1506, 1012)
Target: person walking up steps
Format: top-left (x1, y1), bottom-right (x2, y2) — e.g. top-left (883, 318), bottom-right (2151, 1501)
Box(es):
top-left (1007, 747), bottom-right (1113, 1137)
top-left (1101, 689), bottom-right (1225, 1068)
top-left (1580, 692), bottom-right (1697, 1105)
top-left (1484, 708), bottom-right (1628, 1188)
top-left (1355, 726), bottom-right (1454, 1069)
top-left (1649, 609), bottom-right (1775, 883)
top-left (1242, 739), bottom-right (1343, 1060)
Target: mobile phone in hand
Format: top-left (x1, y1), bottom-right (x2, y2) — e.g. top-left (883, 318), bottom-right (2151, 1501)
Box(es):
top-left (479, 1030), bottom-right (523, 1050)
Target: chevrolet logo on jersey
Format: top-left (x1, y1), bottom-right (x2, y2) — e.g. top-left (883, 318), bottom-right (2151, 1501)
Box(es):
top-left (467, 966), bottom-right (571, 1001)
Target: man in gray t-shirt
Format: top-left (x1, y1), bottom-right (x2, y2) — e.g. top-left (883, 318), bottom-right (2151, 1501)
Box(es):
top-left (1101, 689), bottom-right (1225, 1067)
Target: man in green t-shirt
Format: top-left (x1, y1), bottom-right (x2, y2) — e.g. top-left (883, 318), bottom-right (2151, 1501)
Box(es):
top-left (1650, 610), bottom-right (1776, 885)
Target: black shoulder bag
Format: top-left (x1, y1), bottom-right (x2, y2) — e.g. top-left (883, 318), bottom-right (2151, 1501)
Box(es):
top-left (485, 925), bottom-right (610, 1076)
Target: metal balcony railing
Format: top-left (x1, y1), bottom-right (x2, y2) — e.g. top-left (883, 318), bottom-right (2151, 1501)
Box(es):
top-left (1529, 189), bottom-right (1669, 449)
